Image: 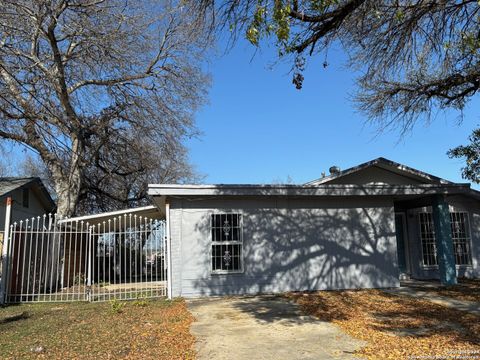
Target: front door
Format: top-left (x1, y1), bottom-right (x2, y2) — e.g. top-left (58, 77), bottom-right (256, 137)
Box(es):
top-left (394, 213), bottom-right (409, 278)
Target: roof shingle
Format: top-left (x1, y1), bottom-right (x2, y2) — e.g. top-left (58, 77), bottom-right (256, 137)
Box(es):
top-left (0, 177), bottom-right (39, 197)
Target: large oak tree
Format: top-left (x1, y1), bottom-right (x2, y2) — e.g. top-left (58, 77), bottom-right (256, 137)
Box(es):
top-left (0, 0), bottom-right (209, 216)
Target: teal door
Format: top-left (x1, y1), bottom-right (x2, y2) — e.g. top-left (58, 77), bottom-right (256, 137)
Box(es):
top-left (394, 213), bottom-right (407, 274)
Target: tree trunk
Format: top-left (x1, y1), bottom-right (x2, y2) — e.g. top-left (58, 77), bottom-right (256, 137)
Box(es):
top-left (54, 175), bottom-right (81, 217)
top-left (49, 137), bottom-right (85, 217)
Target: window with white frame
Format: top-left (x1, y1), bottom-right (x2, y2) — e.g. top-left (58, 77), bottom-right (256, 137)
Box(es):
top-left (419, 212), bottom-right (437, 266)
top-left (418, 211), bottom-right (472, 267)
top-left (450, 212), bottom-right (472, 266)
top-left (211, 213), bottom-right (243, 273)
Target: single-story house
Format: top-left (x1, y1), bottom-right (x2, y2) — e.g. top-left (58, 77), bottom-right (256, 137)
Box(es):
top-left (148, 157), bottom-right (480, 298)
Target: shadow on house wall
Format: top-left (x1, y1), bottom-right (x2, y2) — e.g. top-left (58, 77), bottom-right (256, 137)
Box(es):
top-left (173, 197), bottom-right (400, 297)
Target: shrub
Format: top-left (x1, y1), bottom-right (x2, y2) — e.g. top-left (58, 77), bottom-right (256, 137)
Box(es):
top-left (109, 299), bottom-right (125, 314)
top-left (133, 293), bottom-right (149, 307)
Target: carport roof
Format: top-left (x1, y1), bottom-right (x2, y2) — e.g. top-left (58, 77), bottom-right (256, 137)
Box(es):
top-left (59, 205), bottom-right (164, 226)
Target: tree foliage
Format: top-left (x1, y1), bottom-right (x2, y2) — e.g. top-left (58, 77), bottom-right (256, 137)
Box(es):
top-left (195, 0), bottom-right (480, 132)
top-left (0, 0), bottom-right (209, 216)
top-left (448, 128), bottom-right (480, 184)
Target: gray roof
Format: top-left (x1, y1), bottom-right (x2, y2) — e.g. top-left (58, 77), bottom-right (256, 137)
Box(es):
top-left (305, 157), bottom-right (454, 186)
top-left (148, 157), bottom-right (480, 201)
top-left (0, 177), bottom-right (55, 211)
top-left (148, 183), bottom-right (478, 198)
top-left (0, 177), bottom-right (39, 197)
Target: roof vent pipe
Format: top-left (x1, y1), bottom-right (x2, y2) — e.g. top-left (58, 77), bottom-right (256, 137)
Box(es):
top-left (329, 166), bottom-right (341, 176)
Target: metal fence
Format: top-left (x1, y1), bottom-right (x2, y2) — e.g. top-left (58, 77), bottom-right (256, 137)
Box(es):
top-left (1, 213), bottom-right (167, 303)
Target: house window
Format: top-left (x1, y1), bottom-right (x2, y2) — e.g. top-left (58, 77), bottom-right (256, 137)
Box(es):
top-left (450, 212), bottom-right (472, 266)
top-left (211, 213), bottom-right (243, 273)
top-left (418, 211), bottom-right (472, 267)
top-left (419, 212), bottom-right (437, 266)
top-left (22, 188), bottom-right (29, 208)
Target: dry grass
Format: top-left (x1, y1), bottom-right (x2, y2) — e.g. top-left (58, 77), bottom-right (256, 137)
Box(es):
top-left (0, 298), bottom-right (195, 359)
top-left (287, 289), bottom-right (480, 359)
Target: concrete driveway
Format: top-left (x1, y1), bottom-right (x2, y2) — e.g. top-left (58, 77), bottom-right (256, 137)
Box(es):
top-left (188, 295), bottom-right (365, 360)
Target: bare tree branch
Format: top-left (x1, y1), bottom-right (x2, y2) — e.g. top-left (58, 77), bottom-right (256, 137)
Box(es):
top-left (0, 0), bottom-right (210, 215)
top-left (194, 0), bottom-right (479, 132)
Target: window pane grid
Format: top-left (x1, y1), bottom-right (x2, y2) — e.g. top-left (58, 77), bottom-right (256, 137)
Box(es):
top-left (212, 244), bottom-right (242, 272)
top-left (419, 212), bottom-right (437, 266)
top-left (211, 213), bottom-right (243, 272)
top-left (211, 213), bottom-right (241, 242)
top-left (450, 212), bottom-right (472, 266)
top-left (419, 211), bottom-right (472, 267)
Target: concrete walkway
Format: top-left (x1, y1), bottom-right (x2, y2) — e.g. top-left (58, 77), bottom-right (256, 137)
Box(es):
top-left (188, 295), bottom-right (365, 360)
top-left (383, 286), bottom-right (480, 316)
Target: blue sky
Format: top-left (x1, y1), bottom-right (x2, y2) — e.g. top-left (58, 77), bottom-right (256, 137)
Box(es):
top-left (187, 38), bottom-right (480, 187)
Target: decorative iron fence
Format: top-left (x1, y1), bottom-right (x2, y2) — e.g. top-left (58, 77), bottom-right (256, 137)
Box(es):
top-left (1, 213), bottom-right (167, 303)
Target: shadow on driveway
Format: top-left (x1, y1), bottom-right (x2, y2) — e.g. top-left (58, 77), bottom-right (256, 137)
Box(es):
top-left (188, 294), bottom-right (365, 360)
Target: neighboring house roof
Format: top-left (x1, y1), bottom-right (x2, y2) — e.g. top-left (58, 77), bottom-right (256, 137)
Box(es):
top-left (0, 177), bottom-right (36, 197)
top-left (0, 177), bottom-right (55, 212)
top-left (305, 157), bottom-right (454, 186)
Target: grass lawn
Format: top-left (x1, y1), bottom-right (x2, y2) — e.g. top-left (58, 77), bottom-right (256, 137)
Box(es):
top-left (0, 298), bottom-right (195, 359)
top-left (287, 289), bottom-right (480, 360)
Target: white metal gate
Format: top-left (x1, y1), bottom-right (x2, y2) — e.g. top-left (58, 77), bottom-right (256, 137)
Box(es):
top-left (1, 213), bottom-right (167, 303)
